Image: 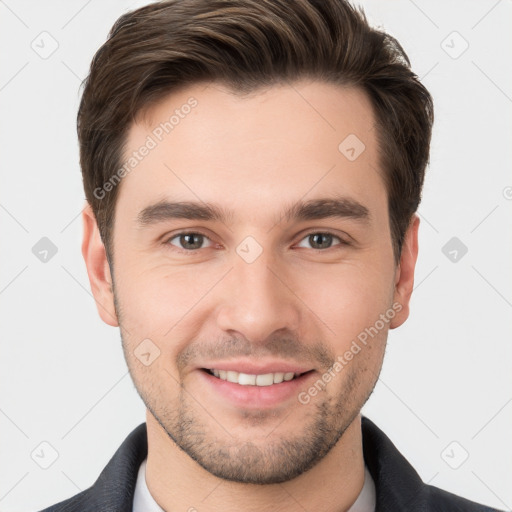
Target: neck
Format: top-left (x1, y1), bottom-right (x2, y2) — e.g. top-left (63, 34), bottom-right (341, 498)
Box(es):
top-left (145, 410), bottom-right (365, 512)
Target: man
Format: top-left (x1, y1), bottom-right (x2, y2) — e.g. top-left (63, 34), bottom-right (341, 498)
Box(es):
top-left (39, 0), bottom-right (503, 510)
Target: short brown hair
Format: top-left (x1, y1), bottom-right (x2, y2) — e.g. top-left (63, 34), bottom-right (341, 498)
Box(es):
top-left (78, 0), bottom-right (434, 264)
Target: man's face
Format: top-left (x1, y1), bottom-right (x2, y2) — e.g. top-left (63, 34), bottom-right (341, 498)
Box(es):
top-left (86, 80), bottom-right (416, 484)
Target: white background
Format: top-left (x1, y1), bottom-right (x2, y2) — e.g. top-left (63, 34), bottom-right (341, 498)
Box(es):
top-left (0, 0), bottom-right (511, 511)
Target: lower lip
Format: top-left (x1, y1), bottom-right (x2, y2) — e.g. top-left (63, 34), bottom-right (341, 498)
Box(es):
top-left (198, 369), bottom-right (316, 409)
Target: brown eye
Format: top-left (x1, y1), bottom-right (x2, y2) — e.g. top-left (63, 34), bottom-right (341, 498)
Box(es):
top-left (167, 232), bottom-right (212, 251)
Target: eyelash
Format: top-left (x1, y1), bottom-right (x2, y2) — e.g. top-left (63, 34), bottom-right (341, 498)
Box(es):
top-left (163, 230), bottom-right (350, 254)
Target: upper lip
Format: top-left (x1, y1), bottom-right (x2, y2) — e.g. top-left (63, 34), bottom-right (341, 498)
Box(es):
top-left (199, 360), bottom-right (314, 375)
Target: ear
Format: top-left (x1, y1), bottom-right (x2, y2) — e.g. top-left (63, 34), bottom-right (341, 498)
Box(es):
top-left (390, 214), bottom-right (420, 329)
top-left (81, 202), bottom-right (119, 327)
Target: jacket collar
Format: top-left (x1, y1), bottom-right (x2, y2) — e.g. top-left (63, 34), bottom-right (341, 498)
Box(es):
top-left (78, 415), bottom-right (427, 511)
top-left (53, 415), bottom-right (495, 511)
top-left (361, 416), bottom-right (426, 510)
top-left (82, 423), bottom-right (148, 511)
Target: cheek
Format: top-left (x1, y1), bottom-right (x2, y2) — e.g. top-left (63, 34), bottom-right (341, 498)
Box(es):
top-left (114, 265), bottom-right (220, 342)
top-left (294, 259), bottom-right (394, 339)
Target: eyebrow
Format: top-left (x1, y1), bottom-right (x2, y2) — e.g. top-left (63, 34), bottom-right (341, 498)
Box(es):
top-left (137, 196), bottom-right (370, 227)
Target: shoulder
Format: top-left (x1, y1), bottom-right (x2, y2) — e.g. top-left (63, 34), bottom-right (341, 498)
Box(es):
top-left (423, 484), bottom-right (505, 512)
top-left (35, 490), bottom-right (92, 512)
top-left (34, 423), bottom-right (148, 512)
top-left (360, 415), bottom-right (504, 512)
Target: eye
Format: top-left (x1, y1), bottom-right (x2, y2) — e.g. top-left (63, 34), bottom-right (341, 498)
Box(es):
top-left (163, 230), bottom-right (349, 254)
top-left (166, 232), bottom-right (213, 251)
top-left (296, 232), bottom-right (348, 250)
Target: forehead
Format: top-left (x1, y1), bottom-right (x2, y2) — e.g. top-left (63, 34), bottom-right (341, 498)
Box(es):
top-left (117, 80), bottom-right (385, 223)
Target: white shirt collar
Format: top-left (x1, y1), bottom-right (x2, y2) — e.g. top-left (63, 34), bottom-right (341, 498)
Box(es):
top-left (133, 458), bottom-right (376, 512)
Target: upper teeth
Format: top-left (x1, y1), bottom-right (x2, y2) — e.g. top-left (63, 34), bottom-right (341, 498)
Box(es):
top-left (210, 369), bottom-right (299, 386)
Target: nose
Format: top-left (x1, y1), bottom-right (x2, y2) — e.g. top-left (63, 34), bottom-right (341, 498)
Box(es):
top-left (215, 248), bottom-right (302, 344)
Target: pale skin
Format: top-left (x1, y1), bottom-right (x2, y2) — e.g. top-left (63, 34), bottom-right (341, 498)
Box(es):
top-left (82, 80), bottom-right (419, 512)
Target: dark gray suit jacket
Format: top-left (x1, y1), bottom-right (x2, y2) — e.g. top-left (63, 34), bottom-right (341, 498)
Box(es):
top-left (37, 416), bottom-right (504, 511)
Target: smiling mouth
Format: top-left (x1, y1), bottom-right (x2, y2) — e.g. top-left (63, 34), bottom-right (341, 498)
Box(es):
top-left (202, 368), bottom-right (313, 386)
